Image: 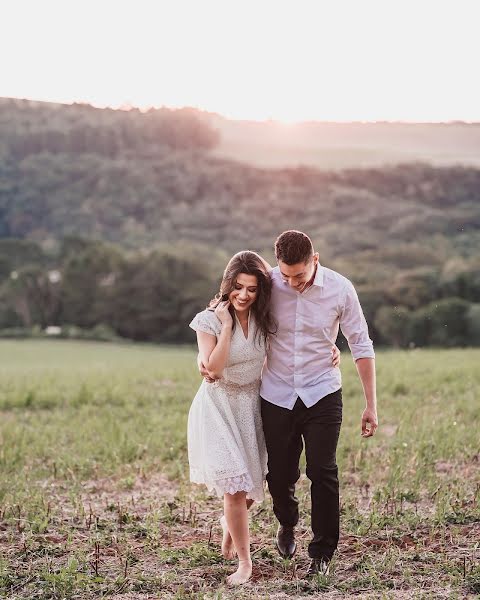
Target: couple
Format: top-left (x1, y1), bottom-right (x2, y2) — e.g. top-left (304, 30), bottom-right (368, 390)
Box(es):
top-left (187, 230), bottom-right (378, 586)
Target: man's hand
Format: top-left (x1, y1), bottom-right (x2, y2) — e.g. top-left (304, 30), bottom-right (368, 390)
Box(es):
top-left (361, 407), bottom-right (378, 437)
top-left (197, 354), bottom-right (218, 383)
top-left (200, 362), bottom-right (217, 383)
top-left (331, 346), bottom-right (341, 368)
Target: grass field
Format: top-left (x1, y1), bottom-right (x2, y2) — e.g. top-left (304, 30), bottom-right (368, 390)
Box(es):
top-left (0, 340), bottom-right (479, 599)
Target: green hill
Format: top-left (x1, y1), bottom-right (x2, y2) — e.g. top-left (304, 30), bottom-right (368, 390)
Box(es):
top-left (0, 98), bottom-right (479, 345)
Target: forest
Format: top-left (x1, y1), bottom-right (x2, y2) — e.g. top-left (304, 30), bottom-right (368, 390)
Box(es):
top-left (1, 97), bottom-right (479, 346)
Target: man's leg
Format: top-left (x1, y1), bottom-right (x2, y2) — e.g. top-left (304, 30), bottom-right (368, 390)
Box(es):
top-left (302, 389), bottom-right (343, 562)
top-left (261, 397), bottom-right (303, 528)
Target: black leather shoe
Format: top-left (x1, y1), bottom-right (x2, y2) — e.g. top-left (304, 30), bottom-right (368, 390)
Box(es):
top-left (307, 558), bottom-right (330, 577)
top-left (276, 525), bottom-right (296, 559)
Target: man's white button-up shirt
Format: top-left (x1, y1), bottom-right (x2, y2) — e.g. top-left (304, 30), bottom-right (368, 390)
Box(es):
top-left (260, 265), bottom-right (375, 410)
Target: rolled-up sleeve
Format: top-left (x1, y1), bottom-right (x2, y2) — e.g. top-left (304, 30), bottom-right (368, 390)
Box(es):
top-left (340, 281), bottom-right (375, 361)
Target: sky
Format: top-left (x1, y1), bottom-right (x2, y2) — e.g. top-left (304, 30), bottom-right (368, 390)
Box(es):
top-left (1, 0), bottom-right (479, 122)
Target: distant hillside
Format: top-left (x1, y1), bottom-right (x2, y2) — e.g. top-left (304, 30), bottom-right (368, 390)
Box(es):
top-left (0, 98), bottom-right (479, 345)
top-left (0, 97), bottom-right (218, 161)
top-left (207, 115), bottom-right (480, 169)
top-left (1, 98), bottom-right (479, 265)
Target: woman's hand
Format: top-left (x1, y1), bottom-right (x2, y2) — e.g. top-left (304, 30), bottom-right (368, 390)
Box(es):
top-left (331, 346), bottom-right (341, 368)
top-left (214, 300), bottom-right (233, 327)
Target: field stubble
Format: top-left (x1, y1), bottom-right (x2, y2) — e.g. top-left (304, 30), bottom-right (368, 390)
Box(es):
top-left (0, 340), bottom-right (478, 599)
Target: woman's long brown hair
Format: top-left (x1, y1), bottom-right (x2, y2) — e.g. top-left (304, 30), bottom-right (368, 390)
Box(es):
top-left (208, 251), bottom-right (276, 346)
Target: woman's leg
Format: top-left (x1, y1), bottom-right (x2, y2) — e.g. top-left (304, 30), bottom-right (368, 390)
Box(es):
top-left (221, 498), bottom-right (254, 559)
top-left (223, 491), bottom-right (252, 585)
top-left (220, 514), bottom-right (236, 559)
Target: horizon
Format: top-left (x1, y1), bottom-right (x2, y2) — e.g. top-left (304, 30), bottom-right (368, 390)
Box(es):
top-left (2, 0), bottom-right (479, 123)
top-left (4, 95), bottom-right (480, 127)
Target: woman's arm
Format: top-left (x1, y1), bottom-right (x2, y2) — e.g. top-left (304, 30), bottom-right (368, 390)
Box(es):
top-left (196, 301), bottom-right (234, 379)
top-left (196, 323), bottom-right (232, 379)
top-left (197, 352), bottom-right (217, 381)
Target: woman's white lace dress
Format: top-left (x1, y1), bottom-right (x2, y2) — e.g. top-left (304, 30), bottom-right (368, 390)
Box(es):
top-left (188, 309), bottom-right (268, 501)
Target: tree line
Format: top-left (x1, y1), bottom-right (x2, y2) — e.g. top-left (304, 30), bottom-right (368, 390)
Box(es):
top-left (0, 98), bottom-right (218, 161)
top-left (0, 237), bottom-right (479, 347)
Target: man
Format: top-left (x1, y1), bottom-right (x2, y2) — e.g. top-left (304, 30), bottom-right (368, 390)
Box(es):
top-left (261, 230), bottom-right (377, 576)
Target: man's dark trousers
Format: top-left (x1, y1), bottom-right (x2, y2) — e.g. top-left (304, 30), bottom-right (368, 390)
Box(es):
top-left (261, 389), bottom-right (343, 561)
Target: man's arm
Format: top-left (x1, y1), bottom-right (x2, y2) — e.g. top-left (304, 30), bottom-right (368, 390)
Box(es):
top-left (257, 254), bottom-right (273, 272)
top-left (197, 353), bottom-right (218, 382)
top-left (339, 281), bottom-right (378, 438)
top-left (355, 357), bottom-right (378, 437)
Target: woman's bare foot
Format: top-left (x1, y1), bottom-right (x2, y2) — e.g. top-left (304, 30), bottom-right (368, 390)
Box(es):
top-left (220, 515), bottom-right (236, 560)
top-left (226, 558), bottom-right (252, 586)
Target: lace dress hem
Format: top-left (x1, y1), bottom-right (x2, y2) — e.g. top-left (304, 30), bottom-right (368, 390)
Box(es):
top-left (190, 470), bottom-right (265, 501)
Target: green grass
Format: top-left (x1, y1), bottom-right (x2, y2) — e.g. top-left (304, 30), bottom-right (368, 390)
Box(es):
top-left (0, 340), bottom-right (479, 598)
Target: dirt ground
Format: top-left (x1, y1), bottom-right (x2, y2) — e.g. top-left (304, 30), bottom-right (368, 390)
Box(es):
top-left (1, 471), bottom-right (478, 599)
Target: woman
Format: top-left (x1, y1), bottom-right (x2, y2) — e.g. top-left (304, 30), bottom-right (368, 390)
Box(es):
top-left (188, 250), bottom-right (339, 586)
top-left (188, 250), bottom-right (273, 586)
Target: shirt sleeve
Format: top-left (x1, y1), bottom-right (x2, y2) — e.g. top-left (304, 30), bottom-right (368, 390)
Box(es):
top-left (339, 281), bottom-right (375, 361)
top-left (189, 310), bottom-right (221, 336)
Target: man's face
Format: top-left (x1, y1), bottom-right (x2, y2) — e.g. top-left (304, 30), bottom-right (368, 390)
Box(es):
top-left (278, 253), bottom-right (319, 292)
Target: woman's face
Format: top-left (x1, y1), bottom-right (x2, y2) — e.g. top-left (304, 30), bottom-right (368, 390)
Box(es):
top-left (228, 273), bottom-right (258, 313)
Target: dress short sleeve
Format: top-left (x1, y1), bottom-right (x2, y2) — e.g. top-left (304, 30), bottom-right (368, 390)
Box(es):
top-left (189, 309), bottom-right (222, 337)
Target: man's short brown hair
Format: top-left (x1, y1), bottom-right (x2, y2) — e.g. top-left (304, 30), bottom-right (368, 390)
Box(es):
top-left (275, 230), bottom-right (314, 265)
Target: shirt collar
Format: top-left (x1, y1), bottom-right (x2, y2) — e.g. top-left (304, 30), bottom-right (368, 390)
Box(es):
top-left (312, 264), bottom-right (324, 287)
top-left (275, 263), bottom-right (325, 289)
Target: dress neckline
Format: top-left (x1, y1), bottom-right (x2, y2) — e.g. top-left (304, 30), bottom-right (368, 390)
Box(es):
top-left (235, 310), bottom-right (251, 341)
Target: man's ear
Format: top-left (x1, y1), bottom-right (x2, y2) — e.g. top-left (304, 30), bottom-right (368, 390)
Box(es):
top-left (313, 252), bottom-right (319, 266)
